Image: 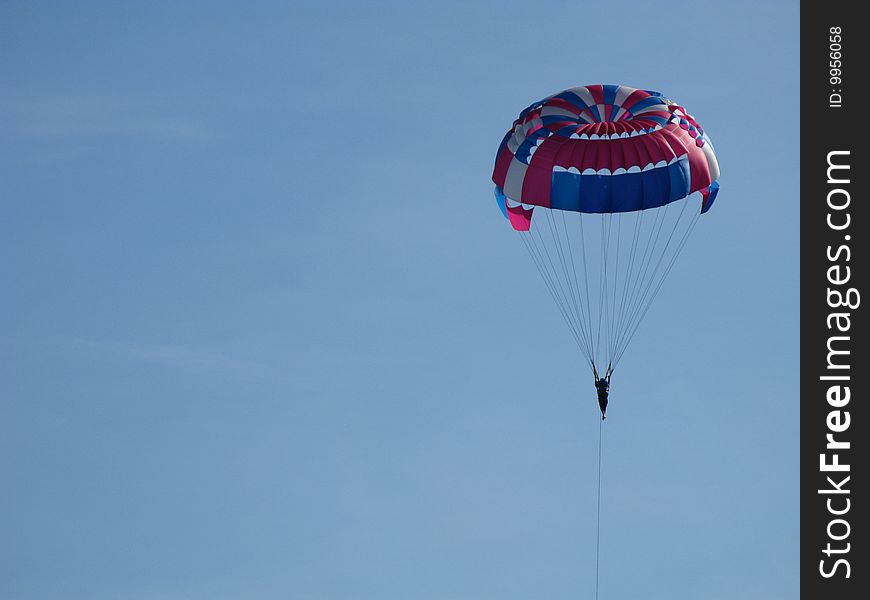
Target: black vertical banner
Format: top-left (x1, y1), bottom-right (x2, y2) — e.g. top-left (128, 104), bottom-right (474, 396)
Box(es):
top-left (801, 3), bottom-right (867, 597)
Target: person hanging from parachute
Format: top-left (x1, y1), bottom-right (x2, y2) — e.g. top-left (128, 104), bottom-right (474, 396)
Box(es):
top-left (491, 84), bottom-right (721, 419)
top-left (593, 364), bottom-right (612, 420)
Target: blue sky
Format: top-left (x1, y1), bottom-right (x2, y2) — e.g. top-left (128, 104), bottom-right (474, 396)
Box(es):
top-left (2, 1), bottom-right (799, 599)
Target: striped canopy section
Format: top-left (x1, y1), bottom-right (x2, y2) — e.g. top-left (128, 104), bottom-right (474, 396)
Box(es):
top-left (492, 85), bottom-right (720, 231)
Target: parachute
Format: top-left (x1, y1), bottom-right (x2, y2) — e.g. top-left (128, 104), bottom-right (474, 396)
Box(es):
top-left (493, 84), bottom-right (720, 388)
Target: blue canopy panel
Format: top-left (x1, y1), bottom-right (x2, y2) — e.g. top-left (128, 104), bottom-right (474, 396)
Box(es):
top-left (550, 158), bottom-right (692, 213)
top-left (701, 180), bottom-right (720, 214)
top-left (494, 187), bottom-right (510, 219)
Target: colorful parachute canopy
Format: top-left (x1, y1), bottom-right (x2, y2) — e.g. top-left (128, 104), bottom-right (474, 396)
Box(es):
top-left (493, 84), bottom-right (720, 224)
top-left (493, 85), bottom-right (720, 372)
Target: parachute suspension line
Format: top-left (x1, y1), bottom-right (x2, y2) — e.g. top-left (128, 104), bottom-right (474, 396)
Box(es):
top-left (600, 216), bottom-right (608, 366)
top-left (611, 197), bottom-right (700, 365)
top-left (611, 208), bottom-right (646, 355)
top-left (622, 198), bottom-right (701, 360)
top-left (604, 214), bottom-right (617, 365)
top-left (625, 199), bottom-right (692, 330)
top-left (526, 221), bottom-right (593, 357)
top-left (545, 210), bottom-right (592, 359)
top-left (518, 231), bottom-right (588, 354)
top-left (519, 232), bottom-right (586, 353)
top-left (577, 213), bottom-right (595, 352)
top-left (516, 195), bottom-right (702, 371)
top-left (615, 203), bottom-right (668, 348)
top-left (561, 210), bottom-right (596, 359)
top-left (548, 211), bottom-right (596, 360)
top-left (595, 217), bottom-right (604, 363)
top-left (599, 213), bottom-right (616, 368)
top-left (595, 416), bottom-right (604, 600)
top-left (609, 203), bottom-right (670, 361)
top-left (609, 200), bottom-right (674, 366)
top-left (613, 204), bottom-right (701, 366)
top-left (609, 211), bottom-right (650, 367)
top-left (608, 213), bottom-right (623, 366)
top-left (595, 216), bottom-right (608, 366)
